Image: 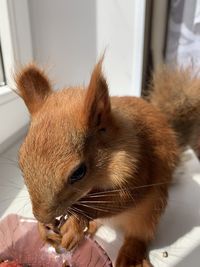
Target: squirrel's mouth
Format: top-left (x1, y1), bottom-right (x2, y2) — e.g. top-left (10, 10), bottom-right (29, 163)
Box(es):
top-left (55, 214), bottom-right (68, 227)
top-left (44, 188), bottom-right (99, 230)
top-left (45, 190), bottom-right (92, 231)
top-left (44, 214), bottom-right (69, 234)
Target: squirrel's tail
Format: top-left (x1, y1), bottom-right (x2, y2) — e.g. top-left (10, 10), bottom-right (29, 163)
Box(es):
top-left (148, 66), bottom-right (200, 156)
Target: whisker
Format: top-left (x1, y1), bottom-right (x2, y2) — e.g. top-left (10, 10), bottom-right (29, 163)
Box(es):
top-left (85, 193), bottom-right (122, 198)
top-left (70, 206), bottom-right (94, 221)
top-left (87, 182), bottom-right (176, 200)
top-left (80, 201), bottom-right (133, 212)
top-left (77, 200), bottom-right (131, 212)
top-left (87, 189), bottom-right (127, 197)
top-left (0, 195), bottom-right (30, 201)
top-left (76, 203), bottom-right (118, 214)
top-left (0, 162), bottom-right (19, 169)
top-left (0, 156), bottom-right (18, 165)
top-left (87, 181), bottom-right (174, 197)
top-left (68, 208), bottom-right (80, 221)
top-left (76, 199), bottom-right (168, 218)
top-left (78, 200), bottom-right (119, 204)
top-left (70, 206), bottom-right (91, 219)
top-left (0, 184), bottom-right (21, 190)
top-left (15, 200), bottom-right (30, 215)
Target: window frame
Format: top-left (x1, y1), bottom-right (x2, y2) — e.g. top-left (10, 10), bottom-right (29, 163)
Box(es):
top-left (0, 0), bottom-right (32, 151)
top-left (0, 0), bottom-right (33, 105)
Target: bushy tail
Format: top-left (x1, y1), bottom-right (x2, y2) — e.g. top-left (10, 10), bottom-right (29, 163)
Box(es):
top-left (148, 67), bottom-right (200, 155)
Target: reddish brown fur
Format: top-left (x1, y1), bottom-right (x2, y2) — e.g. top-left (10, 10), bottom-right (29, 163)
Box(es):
top-left (16, 61), bottom-right (180, 267)
top-left (15, 64), bottom-right (52, 114)
top-left (148, 66), bottom-right (200, 157)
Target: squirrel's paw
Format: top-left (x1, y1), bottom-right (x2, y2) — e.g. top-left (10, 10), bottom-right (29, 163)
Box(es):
top-left (60, 215), bottom-right (88, 251)
top-left (38, 222), bottom-right (62, 249)
top-left (115, 237), bottom-right (152, 267)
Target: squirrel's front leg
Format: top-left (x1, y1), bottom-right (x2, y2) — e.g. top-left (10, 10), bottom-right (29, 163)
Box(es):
top-left (38, 222), bottom-right (62, 249)
top-left (115, 189), bottom-right (166, 267)
top-left (116, 237), bottom-right (151, 267)
top-left (38, 215), bottom-right (90, 251)
top-left (59, 215), bottom-right (89, 251)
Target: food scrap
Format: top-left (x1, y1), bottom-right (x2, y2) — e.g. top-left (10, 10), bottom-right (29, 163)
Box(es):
top-left (0, 260), bottom-right (30, 267)
top-left (162, 251), bottom-right (168, 258)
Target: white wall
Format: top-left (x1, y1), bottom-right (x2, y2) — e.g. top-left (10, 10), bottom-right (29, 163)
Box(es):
top-left (28, 0), bottom-right (145, 96)
top-left (96, 0), bottom-right (135, 96)
top-left (29, 0), bottom-right (97, 89)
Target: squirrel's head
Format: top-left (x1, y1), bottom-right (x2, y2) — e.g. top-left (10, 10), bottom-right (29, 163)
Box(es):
top-left (16, 59), bottom-right (138, 224)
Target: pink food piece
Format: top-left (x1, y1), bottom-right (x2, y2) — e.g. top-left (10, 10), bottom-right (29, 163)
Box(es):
top-left (0, 261), bottom-right (23, 267)
top-left (0, 214), bottom-right (112, 267)
top-left (71, 238), bottom-right (112, 267)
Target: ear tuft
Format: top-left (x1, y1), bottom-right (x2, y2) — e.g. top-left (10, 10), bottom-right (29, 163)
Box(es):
top-left (84, 57), bottom-right (110, 130)
top-left (15, 64), bottom-right (52, 114)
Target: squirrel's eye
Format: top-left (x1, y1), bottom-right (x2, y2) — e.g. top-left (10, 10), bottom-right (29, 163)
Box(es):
top-left (69, 163), bottom-right (87, 184)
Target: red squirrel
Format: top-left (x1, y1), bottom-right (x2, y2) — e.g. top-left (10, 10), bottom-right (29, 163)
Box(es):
top-left (15, 59), bottom-right (200, 267)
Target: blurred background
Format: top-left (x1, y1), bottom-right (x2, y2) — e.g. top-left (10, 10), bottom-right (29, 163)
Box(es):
top-left (0, 1), bottom-right (200, 266)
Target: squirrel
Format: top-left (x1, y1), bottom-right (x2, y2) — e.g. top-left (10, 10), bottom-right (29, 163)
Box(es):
top-left (15, 59), bottom-right (200, 267)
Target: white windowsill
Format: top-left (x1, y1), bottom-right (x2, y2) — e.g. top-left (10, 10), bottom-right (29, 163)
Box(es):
top-left (0, 85), bottom-right (17, 105)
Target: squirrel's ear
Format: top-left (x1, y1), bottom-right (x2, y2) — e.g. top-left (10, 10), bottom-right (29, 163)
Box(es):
top-left (15, 64), bottom-right (52, 114)
top-left (84, 57), bottom-right (111, 130)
